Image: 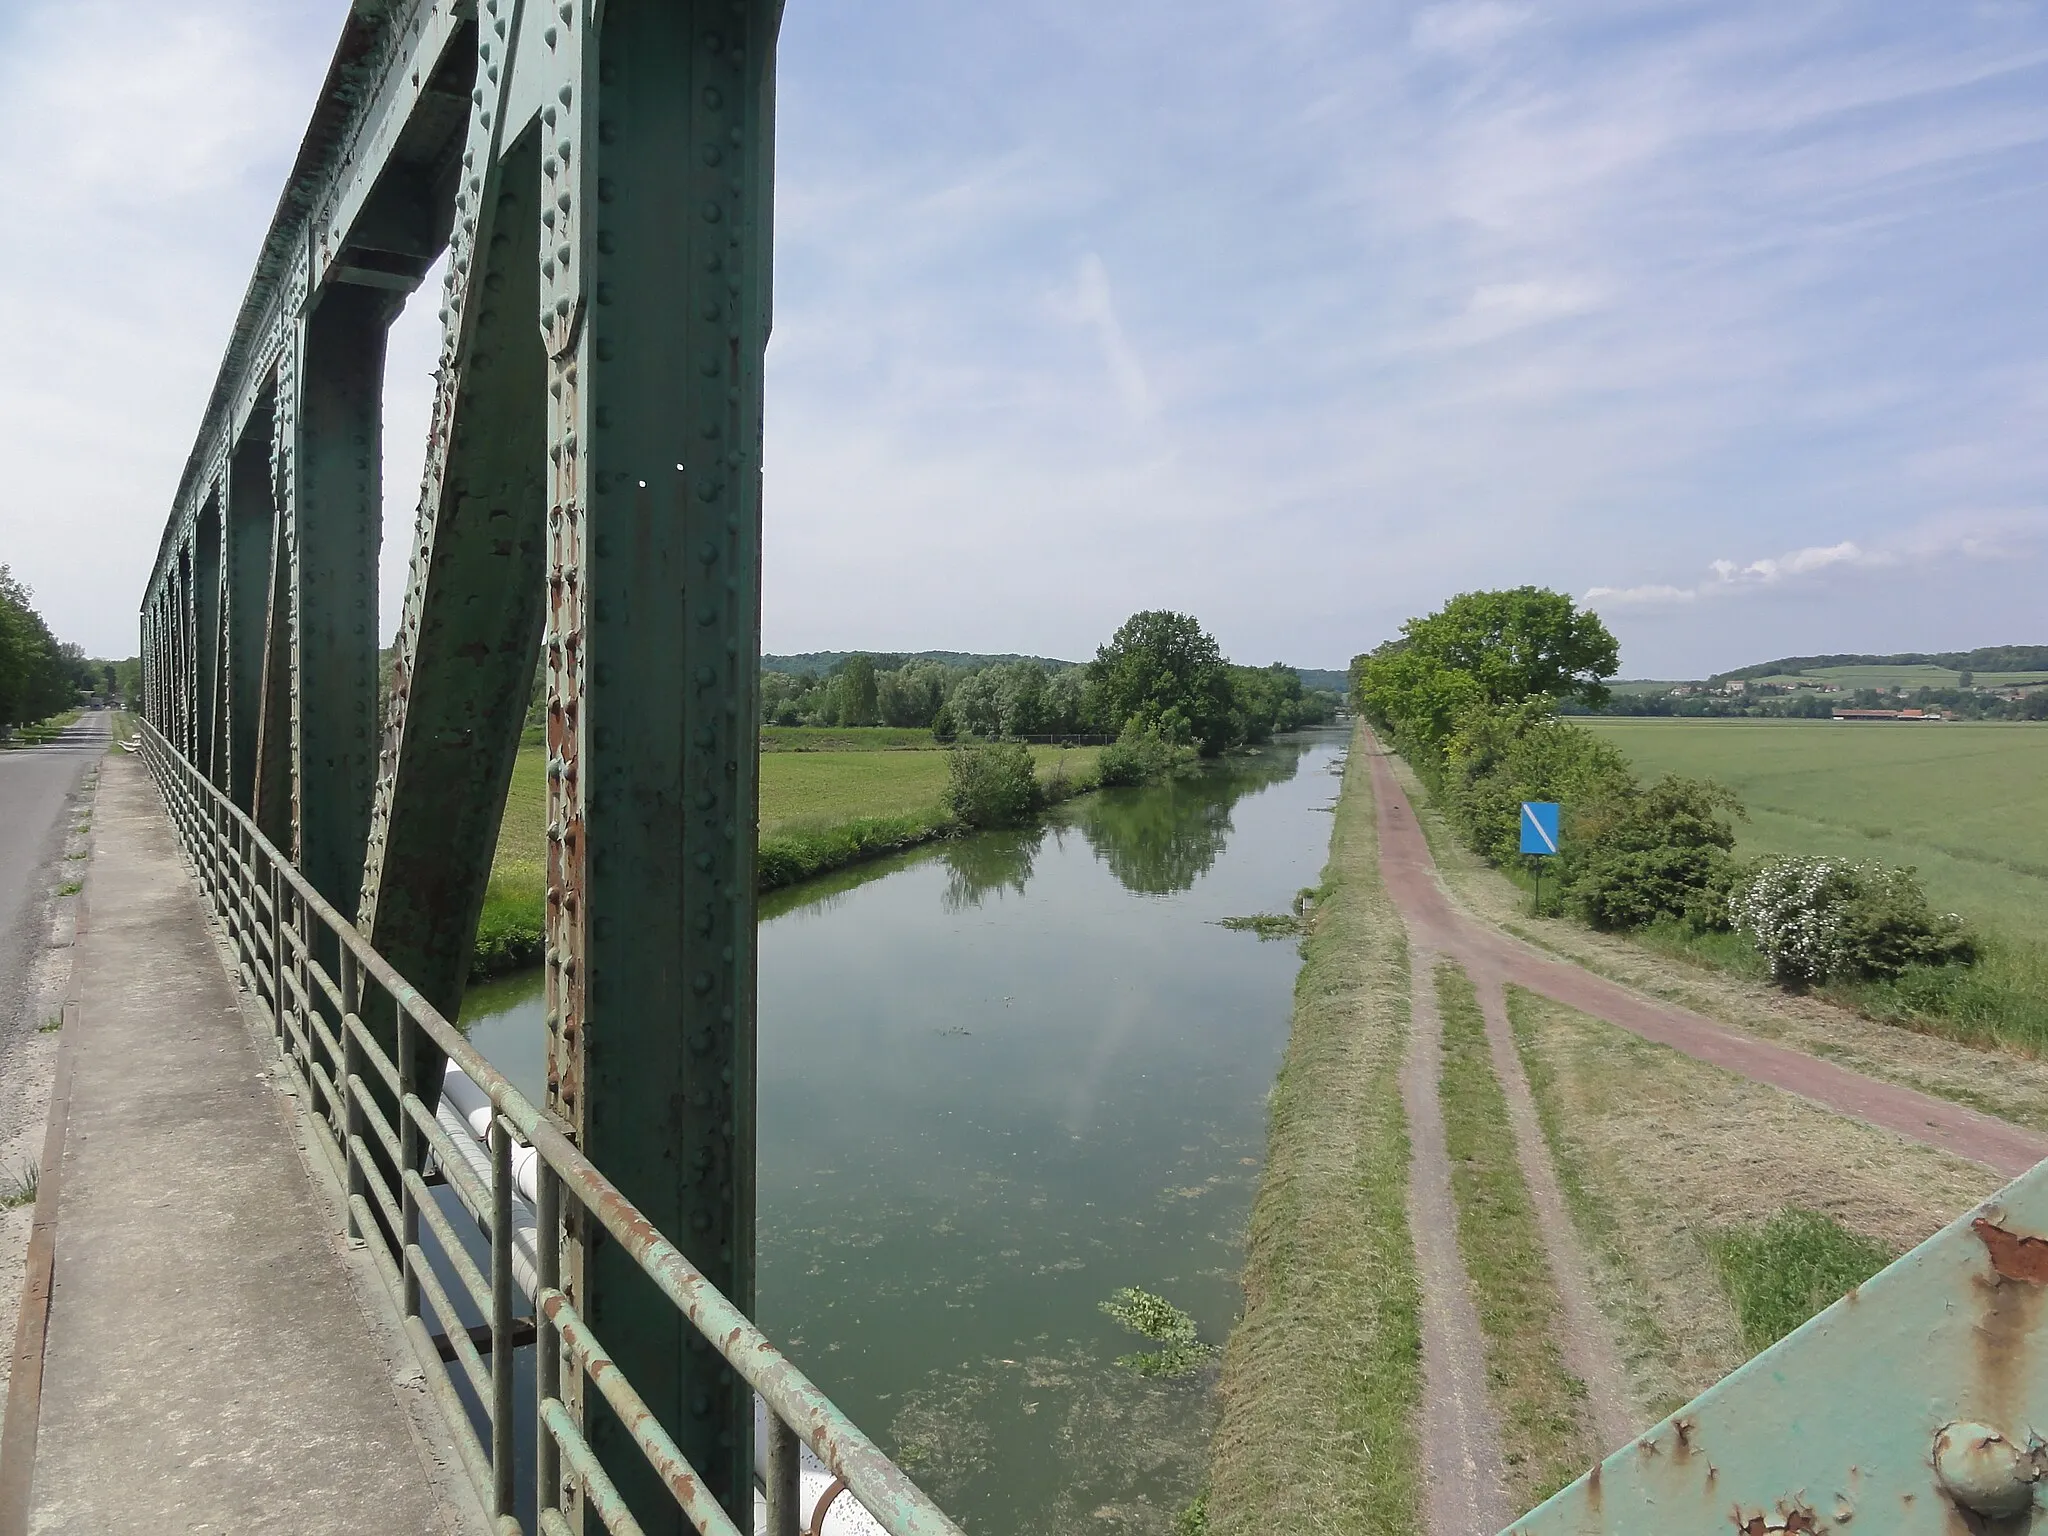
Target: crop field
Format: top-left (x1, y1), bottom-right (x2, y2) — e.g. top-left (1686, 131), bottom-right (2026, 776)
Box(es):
top-left (1580, 718), bottom-right (2048, 940)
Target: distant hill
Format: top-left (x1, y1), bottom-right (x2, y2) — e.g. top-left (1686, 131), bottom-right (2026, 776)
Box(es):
top-left (1712, 646), bottom-right (2048, 684)
top-left (1294, 668), bottom-right (1350, 693)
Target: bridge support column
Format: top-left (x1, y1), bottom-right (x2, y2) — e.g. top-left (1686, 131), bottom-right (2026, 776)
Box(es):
top-left (543, 2), bottom-right (777, 1526)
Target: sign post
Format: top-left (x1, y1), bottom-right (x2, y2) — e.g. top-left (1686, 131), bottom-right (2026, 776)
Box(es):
top-left (1519, 800), bottom-right (1560, 914)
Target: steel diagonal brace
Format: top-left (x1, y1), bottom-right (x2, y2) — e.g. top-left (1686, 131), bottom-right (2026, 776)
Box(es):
top-left (357, 0), bottom-right (542, 1035)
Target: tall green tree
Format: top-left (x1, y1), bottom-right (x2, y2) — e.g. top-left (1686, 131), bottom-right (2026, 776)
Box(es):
top-left (1350, 645), bottom-right (1485, 756)
top-left (1400, 587), bottom-right (1619, 709)
top-left (1087, 610), bottom-right (1238, 756)
top-left (837, 654), bottom-right (880, 726)
top-left (0, 567), bottom-right (78, 731)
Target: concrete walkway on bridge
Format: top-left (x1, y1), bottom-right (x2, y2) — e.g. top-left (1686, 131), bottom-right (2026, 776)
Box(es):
top-left (7, 752), bottom-right (481, 1535)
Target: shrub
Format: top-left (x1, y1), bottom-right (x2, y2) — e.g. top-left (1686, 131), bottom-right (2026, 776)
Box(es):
top-left (1730, 855), bottom-right (1977, 986)
top-left (1439, 700), bottom-right (1634, 864)
top-left (942, 741), bottom-right (1041, 828)
top-left (1096, 721), bottom-right (1196, 787)
top-left (1564, 776), bottom-right (1742, 931)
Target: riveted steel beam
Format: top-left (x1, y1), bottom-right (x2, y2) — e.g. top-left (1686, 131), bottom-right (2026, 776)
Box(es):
top-left (537, 4), bottom-right (777, 1525)
top-left (358, 24), bottom-right (546, 1032)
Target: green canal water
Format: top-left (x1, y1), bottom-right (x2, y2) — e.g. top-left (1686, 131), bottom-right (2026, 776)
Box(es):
top-left (458, 730), bottom-right (1349, 1532)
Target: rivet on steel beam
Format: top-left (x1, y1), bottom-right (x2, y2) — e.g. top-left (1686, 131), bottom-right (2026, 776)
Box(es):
top-left (1935, 1423), bottom-right (2041, 1520)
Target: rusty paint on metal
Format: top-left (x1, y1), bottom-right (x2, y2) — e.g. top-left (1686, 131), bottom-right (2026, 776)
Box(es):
top-left (1729, 1503), bottom-right (1820, 1534)
top-left (540, 1288), bottom-right (742, 1536)
top-left (1974, 1216), bottom-right (2048, 1283)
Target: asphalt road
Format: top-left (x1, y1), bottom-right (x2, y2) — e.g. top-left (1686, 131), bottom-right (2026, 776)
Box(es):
top-left (0, 713), bottom-right (109, 1041)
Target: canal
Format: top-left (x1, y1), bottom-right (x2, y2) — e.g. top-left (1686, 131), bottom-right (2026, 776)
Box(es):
top-left (458, 728), bottom-right (1348, 1532)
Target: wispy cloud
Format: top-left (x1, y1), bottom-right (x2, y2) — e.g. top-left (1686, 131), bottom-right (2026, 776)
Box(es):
top-left (1054, 253), bottom-right (1156, 420)
top-left (1586, 514), bottom-right (2048, 610)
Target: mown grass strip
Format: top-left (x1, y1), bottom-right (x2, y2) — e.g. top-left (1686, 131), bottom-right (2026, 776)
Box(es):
top-left (1504, 985), bottom-right (1685, 1421)
top-left (1435, 961), bottom-right (1597, 1511)
top-left (1207, 727), bottom-right (1422, 1536)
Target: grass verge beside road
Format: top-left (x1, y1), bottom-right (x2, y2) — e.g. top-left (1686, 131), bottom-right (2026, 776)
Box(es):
top-left (1207, 726), bottom-right (1422, 1535)
top-left (1435, 963), bottom-right (1596, 1510)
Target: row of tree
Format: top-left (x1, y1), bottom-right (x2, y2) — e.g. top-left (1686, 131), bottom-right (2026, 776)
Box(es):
top-left (0, 567), bottom-right (101, 734)
top-left (762, 611), bottom-right (1342, 752)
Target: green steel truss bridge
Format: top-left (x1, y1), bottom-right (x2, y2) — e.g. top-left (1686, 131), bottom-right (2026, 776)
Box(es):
top-left (133, 3), bottom-right (2048, 1533)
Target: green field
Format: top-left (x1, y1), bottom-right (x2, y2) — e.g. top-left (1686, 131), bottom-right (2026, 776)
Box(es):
top-left (1580, 719), bottom-right (2048, 940)
top-left (492, 741), bottom-right (1099, 885)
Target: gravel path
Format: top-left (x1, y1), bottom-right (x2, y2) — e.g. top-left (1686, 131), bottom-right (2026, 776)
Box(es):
top-left (1398, 944), bottom-right (1512, 1536)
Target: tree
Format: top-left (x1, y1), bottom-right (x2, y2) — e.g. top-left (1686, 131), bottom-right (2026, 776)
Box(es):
top-left (1351, 645), bottom-right (1485, 757)
top-left (1400, 587), bottom-right (1619, 710)
top-left (837, 654), bottom-right (879, 726)
top-left (1087, 610), bottom-right (1238, 756)
top-left (0, 567), bottom-right (78, 732)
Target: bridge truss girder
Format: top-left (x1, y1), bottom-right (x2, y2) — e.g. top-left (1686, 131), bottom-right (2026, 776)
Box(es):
top-left (140, 1), bottom-right (776, 1524)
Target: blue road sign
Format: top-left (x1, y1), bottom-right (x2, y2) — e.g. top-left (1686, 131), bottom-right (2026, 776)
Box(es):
top-left (1520, 801), bottom-right (1560, 855)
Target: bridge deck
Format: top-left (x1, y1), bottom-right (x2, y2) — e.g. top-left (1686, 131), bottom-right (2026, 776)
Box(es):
top-left (22, 755), bottom-right (479, 1535)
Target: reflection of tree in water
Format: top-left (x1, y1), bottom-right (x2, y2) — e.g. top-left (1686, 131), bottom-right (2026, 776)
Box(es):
top-left (941, 826), bottom-right (1046, 912)
top-left (1075, 744), bottom-right (1309, 896)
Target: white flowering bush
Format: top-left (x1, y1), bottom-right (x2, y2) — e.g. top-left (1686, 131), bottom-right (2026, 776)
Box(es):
top-left (1730, 856), bottom-right (1976, 987)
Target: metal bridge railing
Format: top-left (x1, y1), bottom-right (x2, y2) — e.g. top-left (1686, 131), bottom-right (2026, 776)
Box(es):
top-left (139, 720), bottom-right (958, 1536)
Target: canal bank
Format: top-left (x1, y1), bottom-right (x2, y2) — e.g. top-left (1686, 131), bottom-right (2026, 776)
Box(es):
top-left (1204, 721), bottom-right (1423, 1534)
top-left (456, 731), bottom-right (1350, 1534)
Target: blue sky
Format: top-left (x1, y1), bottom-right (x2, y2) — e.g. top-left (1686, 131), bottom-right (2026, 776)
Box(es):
top-left (3, 1), bottom-right (2043, 676)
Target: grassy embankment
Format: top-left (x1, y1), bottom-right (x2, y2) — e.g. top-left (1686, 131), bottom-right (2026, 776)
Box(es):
top-left (1503, 984), bottom-right (1994, 1416)
top-left (1580, 718), bottom-right (2048, 1051)
top-left (1434, 962), bottom-right (1597, 1510)
top-left (474, 729), bottom-right (1101, 973)
top-left (1206, 726), bottom-right (1422, 1534)
top-left (1, 708), bottom-right (82, 747)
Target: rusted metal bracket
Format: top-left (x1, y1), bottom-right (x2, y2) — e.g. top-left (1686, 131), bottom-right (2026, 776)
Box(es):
top-left (1506, 1158), bottom-right (2048, 1533)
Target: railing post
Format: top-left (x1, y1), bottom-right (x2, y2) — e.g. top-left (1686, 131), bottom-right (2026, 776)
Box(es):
top-left (340, 949), bottom-right (364, 1242)
top-left (766, 1416), bottom-right (801, 1536)
top-left (397, 999), bottom-right (420, 1320)
top-left (269, 862), bottom-right (286, 1046)
top-left (489, 1114), bottom-right (515, 1521)
top-left (536, 1164), bottom-right (561, 1526)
